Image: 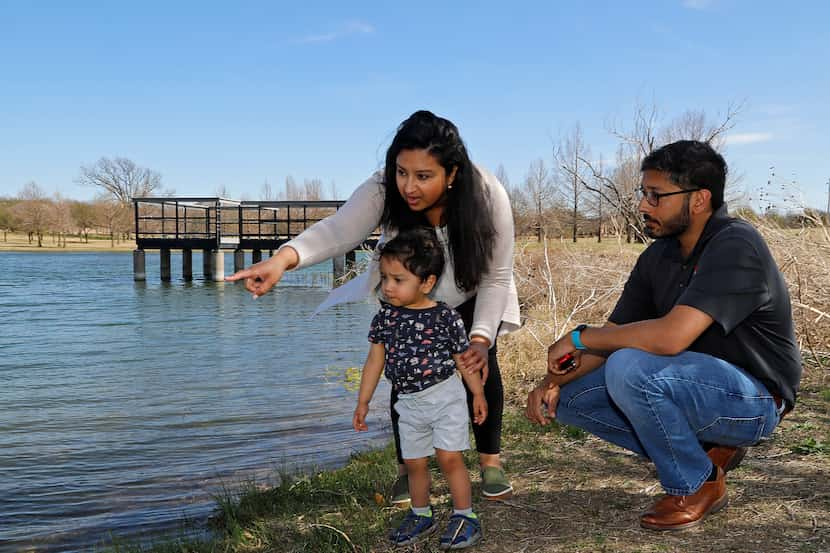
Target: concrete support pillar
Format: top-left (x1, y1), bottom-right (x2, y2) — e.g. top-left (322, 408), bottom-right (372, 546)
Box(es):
top-left (252, 249), bottom-right (262, 264)
top-left (133, 249), bottom-right (146, 281)
top-left (182, 249), bottom-right (193, 281)
top-left (160, 248), bottom-right (171, 281)
top-left (210, 250), bottom-right (224, 281)
top-left (234, 249), bottom-right (245, 273)
top-left (203, 249), bottom-right (213, 280)
top-left (333, 254), bottom-right (346, 285)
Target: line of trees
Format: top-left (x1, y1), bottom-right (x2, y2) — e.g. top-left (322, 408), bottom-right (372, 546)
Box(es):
top-left (0, 183), bottom-right (127, 247)
top-left (0, 157), bottom-right (167, 247)
top-left (0, 155), bottom-right (339, 247)
top-left (504, 101), bottom-right (752, 243)
top-left (3, 103), bottom-right (822, 248)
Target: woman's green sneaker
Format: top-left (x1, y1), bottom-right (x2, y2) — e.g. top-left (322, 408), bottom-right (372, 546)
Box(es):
top-left (481, 466), bottom-right (513, 499)
top-left (391, 474), bottom-right (411, 507)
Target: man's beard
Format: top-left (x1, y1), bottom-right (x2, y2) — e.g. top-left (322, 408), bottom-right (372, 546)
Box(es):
top-left (643, 197), bottom-right (691, 239)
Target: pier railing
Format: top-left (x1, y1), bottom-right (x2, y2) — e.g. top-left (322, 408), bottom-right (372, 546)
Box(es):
top-left (131, 196), bottom-right (380, 282)
top-left (133, 197), bottom-right (380, 250)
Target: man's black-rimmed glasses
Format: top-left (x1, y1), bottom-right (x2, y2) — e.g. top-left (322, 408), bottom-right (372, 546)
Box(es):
top-left (636, 187), bottom-right (701, 207)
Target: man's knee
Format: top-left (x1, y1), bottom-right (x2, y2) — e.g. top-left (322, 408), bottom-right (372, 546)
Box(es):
top-left (604, 348), bottom-right (660, 402)
top-left (557, 368), bottom-right (608, 419)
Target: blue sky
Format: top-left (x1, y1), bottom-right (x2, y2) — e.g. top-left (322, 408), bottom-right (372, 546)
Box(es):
top-left (1, 0), bottom-right (828, 209)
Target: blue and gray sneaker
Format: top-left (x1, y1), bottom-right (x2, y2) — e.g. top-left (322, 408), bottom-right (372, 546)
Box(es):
top-left (389, 509), bottom-right (437, 546)
top-left (439, 513), bottom-right (482, 550)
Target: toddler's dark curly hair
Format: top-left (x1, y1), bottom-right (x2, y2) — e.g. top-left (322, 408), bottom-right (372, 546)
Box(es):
top-left (377, 227), bottom-right (444, 283)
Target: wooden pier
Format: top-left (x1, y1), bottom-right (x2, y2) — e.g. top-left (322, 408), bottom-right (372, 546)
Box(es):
top-left (131, 197), bottom-right (379, 283)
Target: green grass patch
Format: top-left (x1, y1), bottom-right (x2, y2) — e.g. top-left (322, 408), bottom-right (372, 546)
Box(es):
top-left (210, 446), bottom-right (400, 551)
top-left (789, 437), bottom-right (830, 455)
top-left (121, 411), bottom-right (575, 552)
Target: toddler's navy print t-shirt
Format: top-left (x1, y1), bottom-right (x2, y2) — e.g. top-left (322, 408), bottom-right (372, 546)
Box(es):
top-left (368, 301), bottom-right (469, 394)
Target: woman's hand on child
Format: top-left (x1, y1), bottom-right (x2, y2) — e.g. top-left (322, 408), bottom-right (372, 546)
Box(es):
top-left (461, 340), bottom-right (490, 383)
top-left (352, 403), bottom-right (369, 432)
top-left (472, 394), bottom-right (488, 425)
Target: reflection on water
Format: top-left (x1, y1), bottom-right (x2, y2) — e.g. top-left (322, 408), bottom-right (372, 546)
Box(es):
top-left (0, 251), bottom-right (389, 552)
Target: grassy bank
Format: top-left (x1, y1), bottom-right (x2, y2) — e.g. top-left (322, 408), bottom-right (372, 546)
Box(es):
top-left (0, 231), bottom-right (135, 252)
top-left (113, 387), bottom-right (829, 553)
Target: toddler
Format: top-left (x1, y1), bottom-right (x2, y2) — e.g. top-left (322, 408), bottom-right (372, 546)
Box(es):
top-left (353, 228), bottom-right (486, 549)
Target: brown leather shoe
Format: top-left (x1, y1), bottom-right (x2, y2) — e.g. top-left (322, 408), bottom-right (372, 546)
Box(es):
top-left (640, 467), bottom-right (728, 531)
top-left (706, 445), bottom-right (747, 473)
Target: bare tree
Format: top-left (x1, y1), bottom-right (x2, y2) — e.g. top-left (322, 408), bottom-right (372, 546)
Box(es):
top-left (593, 155), bottom-right (606, 242)
top-left (13, 182), bottom-right (51, 246)
top-left (560, 101), bottom-right (743, 243)
top-left (260, 179), bottom-right (277, 200)
top-left (215, 184), bottom-right (231, 198)
top-left (70, 200), bottom-right (97, 243)
top-left (0, 200), bottom-right (18, 241)
top-left (522, 159), bottom-right (556, 242)
top-left (93, 196), bottom-right (130, 247)
top-left (495, 164), bottom-right (511, 189)
top-left (283, 175), bottom-right (300, 200)
top-left (303, 178), bottom-right (323, 200)
top-left (496, 163), bottom-right (528, 228)
top-left (51, 193), bottom-right (73, 247)
top-left (77, 157), bottom-right (162, 205)
top-left (555, 124), bottom-right (591, 242)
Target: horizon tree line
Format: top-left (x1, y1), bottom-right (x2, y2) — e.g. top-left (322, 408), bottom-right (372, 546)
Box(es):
top-left (1, 102), bottom-right (824, 247)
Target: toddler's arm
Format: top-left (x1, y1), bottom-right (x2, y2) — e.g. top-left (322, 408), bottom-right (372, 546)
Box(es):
top-left (454, 352), bottom-right (488, 425)
top-left (353, 342), bottom-right (386, 432)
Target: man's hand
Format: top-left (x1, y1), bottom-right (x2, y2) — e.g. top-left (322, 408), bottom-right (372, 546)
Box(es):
top-left (471, 393), bottom-right (488, 425)
top-left (547, 334), bottom-right (577, 375)
top-left (352, 403), bottom-right (369, 432)
top-left (526, 383), bottom-right (560, 426)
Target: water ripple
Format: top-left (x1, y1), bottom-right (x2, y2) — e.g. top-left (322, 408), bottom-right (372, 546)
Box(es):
top-left (0, 252), bottom-right (388, 552)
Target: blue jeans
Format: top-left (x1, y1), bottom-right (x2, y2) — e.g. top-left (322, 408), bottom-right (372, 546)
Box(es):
top-left (556, 349), bottom-right (782, 495)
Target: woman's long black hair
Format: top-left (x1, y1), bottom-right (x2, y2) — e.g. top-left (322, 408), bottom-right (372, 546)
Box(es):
top-left (380, 110), bottom-right (496, 292)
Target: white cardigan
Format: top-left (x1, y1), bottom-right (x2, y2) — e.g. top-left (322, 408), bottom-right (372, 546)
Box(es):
top-left (284, 165), bottom-right (521, 344)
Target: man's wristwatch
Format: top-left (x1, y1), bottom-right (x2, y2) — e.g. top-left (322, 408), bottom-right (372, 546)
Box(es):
top-left (570, 324), bottom-right (589, 350)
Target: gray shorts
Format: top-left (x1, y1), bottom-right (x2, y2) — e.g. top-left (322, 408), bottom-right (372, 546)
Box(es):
top-left (394, 374), bottom-right (471, 459)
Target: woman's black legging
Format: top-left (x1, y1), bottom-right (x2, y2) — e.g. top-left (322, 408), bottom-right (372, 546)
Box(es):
top-left (390, 295), bottom-right (504, 464)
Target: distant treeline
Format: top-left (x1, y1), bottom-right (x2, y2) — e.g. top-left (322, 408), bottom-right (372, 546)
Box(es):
top-left (1, 188), bottom-right (822, 250)
top-left (4, 100), bottom-right (826, 248)
top-left (0, 193), bottom-right (131, 247)
top-left (0, 156), bottom-right (340, 248)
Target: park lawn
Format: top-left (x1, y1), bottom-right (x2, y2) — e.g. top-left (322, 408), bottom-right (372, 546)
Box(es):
top-left (0, 231), bottom-right (135, 252)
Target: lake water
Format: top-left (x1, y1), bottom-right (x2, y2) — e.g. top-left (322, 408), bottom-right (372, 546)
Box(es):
top-left (0, 251), bottom-right (390, 552)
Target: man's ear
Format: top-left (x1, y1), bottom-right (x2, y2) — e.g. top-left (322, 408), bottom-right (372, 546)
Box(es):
top-left (420, 274), bottom-right (438, 294)
top-left (692, 188), bottom-right (712, 214)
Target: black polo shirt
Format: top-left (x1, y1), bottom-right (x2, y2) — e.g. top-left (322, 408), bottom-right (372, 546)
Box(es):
top-left (609, 205), bottom-right (801, 408)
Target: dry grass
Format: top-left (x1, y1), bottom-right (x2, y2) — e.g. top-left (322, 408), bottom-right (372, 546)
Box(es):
top-left (0, 231), bottom-right (134, 252)
top-left (499, 236), bottom-right (642, 405)
top-left (490, 218), bottom-right (830, 553)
